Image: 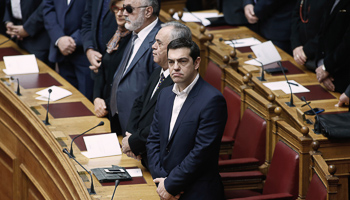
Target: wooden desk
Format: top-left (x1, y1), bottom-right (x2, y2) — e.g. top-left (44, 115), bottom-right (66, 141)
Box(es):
top-left (0, 35), bottom-right (158, 200)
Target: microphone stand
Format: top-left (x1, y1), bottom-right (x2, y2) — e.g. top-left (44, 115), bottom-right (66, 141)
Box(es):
top-left (16, 78), bottom-right (22, 96)
top-left (301, 96), bottom-right (321, 134)
top-left (278, 61), bottom-right (296, 107)
top-left (111, 180), bottom-right (120, 200)
top-left (43, 89), bottom-right (52, 125)
top-left (64, 121), bottom-right (104, 158)
top-left (248, 54), bottom-right (266, 81)
top-left (63, 149), bottom-right (96, 194)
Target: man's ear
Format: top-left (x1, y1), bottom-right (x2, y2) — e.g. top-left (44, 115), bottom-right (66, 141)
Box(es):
top-left (194, 57), bottom-right (201, 70)
top-left (145, 6), bottom-right (153, 18)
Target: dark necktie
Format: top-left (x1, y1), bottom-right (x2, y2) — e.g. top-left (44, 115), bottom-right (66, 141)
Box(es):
top-left (110, 34), bottom-right (138, 116)
top-left (155, 73), bottom-right (165, 92)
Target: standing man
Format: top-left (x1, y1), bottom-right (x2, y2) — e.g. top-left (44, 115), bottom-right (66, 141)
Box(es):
top-left (147, 38), bottom-right (227, 199)
top-left (109, 0), bottom-right (161, 135)
top-left (81, 0), bottom-right (118, 72)
top-left (315, 0), bottom-right (350, 93)
top-left (3, 0), bottom-right (52, 68)
top-left (43, 0), bottom-right (94, 101)
top-left (121, 21), bottom-right (192, 169)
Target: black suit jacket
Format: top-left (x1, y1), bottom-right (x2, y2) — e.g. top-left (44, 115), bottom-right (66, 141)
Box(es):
top-left (4, 0), bottom-right (50, 52)
top-left (127, 67), bottom-right (173, 168)
top-left (218, 0), bottom-right (248, 25)
top-left (316, 0), bottom-right (350, 93)
top-left (81, 0), bottom-right (118, 53)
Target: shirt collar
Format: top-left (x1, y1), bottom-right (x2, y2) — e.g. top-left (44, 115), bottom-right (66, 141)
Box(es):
top-left (161, 68), bottom-right (170, 78)
top-left (134, 18), bottom-right (158, 42)
top-left (172, 73), bottom-right (199, 96)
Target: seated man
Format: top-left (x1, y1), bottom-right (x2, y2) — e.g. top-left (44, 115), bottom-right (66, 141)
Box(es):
top-left (147, 38), bottom-right (227, 199)
top-left (121, 21), bottom-right (192, 169)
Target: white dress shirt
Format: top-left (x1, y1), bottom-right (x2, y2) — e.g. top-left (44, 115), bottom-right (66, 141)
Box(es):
top-left (169, 74), bottom-right (199, 139)
top-left (10, 0), bottom-right (22, 20)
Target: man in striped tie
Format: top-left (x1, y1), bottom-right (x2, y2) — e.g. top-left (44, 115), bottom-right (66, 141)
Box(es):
top-left (121, 21), bottom-right (192, 169)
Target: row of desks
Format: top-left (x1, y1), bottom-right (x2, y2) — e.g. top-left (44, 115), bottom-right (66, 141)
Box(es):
top-left (0, 34), bottom-right (158, 199)
top-left (159, 8), bottom-right (349, 200)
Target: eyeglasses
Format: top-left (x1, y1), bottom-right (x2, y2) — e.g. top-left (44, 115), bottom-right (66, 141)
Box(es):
top-left (111, 5), bottom-right (124, 13)
top-left (123, 4), bottom-right (149, 14)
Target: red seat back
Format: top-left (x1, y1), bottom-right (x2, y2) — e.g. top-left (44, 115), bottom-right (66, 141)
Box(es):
top-left (204, 60), bottom-right (222, 92)
top-left (223, 86), bottom-right (241, 141)
top-left (231, 109), bottom-right (266, 165)
top-left (263, 141), bottom-right (299, 200)
top-left (305, 173), bottom-right (327, 200)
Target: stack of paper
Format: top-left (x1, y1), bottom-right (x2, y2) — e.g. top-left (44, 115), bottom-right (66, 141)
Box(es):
top-left (36, 85), bottom-right (72, 101)
top-left (82, 133), bottom-right (122, 159)
top-left (172, 12), bottom-right (223, 26)
top-left (224, 37), bottom-right (261, 48)
top-left (3, 54), bottom-right (39, 75)
top-left (263, 80), bottom-right (310, 94)
top-left (244, 41), bottom-right (281, 66)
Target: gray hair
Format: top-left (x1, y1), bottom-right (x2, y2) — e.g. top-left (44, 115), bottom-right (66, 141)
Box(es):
top-left (161, 21), bottom-right (192, 41)
top-left (141, 0), bottom-right (160, 16)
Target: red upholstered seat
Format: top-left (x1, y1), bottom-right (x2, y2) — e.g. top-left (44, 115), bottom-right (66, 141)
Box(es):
top-left (219, 108), bottom-right (266, 169)
top-left (222, 86), bottom-right (241, 143)
top-left (223, 141), bottom-right (299, 200)
top-left (305, 173), bottom-right (327, 200)
top-left (204, 60), bottom-right (222, 92)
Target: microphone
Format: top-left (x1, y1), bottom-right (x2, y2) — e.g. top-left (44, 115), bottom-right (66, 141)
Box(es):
top-left (111, 180), bottom-right (120, 200)
top-left (0, 35), bottom-right (17, 46)
top-left (278, 61), bottom-right (295, 107)
top-left (16, 78), bottom-right (22, 96)
top-left (219, 37), bottom-right (237, 60)
top-left (64, 121), bottom-right (104, 158)
top-left (43, 89), bottom-right (52, 125)
top-left (63, 148), bottom-right (96, 194)
top-left (300, 96), bottom-right (321, 134)
top-left (248, 54), bottom-right (266, 81)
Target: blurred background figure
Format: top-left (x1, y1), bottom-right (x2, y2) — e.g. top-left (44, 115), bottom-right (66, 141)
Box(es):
top-left (290, 0), bottom-right (327, 71)
top-left (3, 0), bottom-right (53, 68)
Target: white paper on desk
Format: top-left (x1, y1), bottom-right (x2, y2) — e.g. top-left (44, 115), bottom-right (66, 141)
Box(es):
top-left (3, 54), bottom-right (39, 75)
top-left (126, 168), bottom-right (143, 177)
top-left (263, 80), bottom-right (310, 94)
top-left (35, 85), bottom-right (72, 101)
top-left (172, 12), bottom-right (223, 26)
top-left (82, 133), bottom-right (121, 159)
top-left (225, 37), bottom-right (261, 48)
top-left (244, 59), bottom-right (262, 67)
top-left (247, 41), bottom-right (281, 65)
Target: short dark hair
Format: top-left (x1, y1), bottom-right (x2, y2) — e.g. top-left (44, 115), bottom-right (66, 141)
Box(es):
top-left (167, 38), bottom-right (200, 63)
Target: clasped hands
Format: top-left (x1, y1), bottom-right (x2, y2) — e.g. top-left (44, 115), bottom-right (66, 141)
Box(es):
top-left (57, 36), bottom-right (76, 56)
top-left (6, 22), bottom-right (29, 40)
top-left (153, 178), bottom-right (183, 200)
top-left (121, 132), bottom-right (141, 160)
top-left (315, 65), bottom-right (335, 92)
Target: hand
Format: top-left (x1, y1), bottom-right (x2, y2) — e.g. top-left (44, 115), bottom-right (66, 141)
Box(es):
top-left (86, 49), bottom-right (102, 73)
top-left (153, 178), bottom-right (182, 200)
top-left (322, 77), bottom-right (335, 92)
top-left (336, 93), bottom-right (349, 107)
top-left (10, 25), bottom-right (29, 40)
top-left (244, 4), bottom-right (259, 24)
top-left (57, 36), bottom-right (76, 56)
top-left (293, 46), bottom-right (307, 65)
top-left (122, 132), bottom-right (132, 153)
top-left (5, 22), bottom-right (17, 38)
top-left (125, 151), bottom-right (141, 160)
top-left (93, 98), bottom-right (108, 117)
top-left (315, 65), bottom-right (329, 83)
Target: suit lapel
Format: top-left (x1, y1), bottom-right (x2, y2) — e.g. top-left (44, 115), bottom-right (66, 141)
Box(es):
top-left (167, 78), bottom-right (202, 144)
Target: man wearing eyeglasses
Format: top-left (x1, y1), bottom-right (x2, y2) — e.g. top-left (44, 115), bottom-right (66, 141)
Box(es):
top-left (109, 0), bottom-right (162, 136)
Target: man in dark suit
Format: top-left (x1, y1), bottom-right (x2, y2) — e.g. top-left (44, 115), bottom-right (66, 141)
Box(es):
top-left (43, 0), bottom-right (94, 100)
top-left (81, 0), bottom-right (118, 72)
top-left (147, 38), bottom-right (227, 199)
top-left (243, 0), bottom-right (295, 54)
top-left (0, 0), bottom-right (7, 35)
top-left (315, 0), bottom-right (350, 94)
top-left (109, 0), bottom-right (161, 135)
top-left (3, 0), bottom-right (52, 68)
top-left (121, 21), bottom-right (192, 169)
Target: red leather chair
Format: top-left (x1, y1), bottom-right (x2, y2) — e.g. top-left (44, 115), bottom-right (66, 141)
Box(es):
top-left (305, 173), bottom-right (327, 200)
top-left (222, 141), bottom-right (299, 200)
top-left (220, 86), bottom-right (241, 159)
top-left (219, 108), bottom-right (266, 171)
top-left (204, 60), bottom-right (222, 92)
